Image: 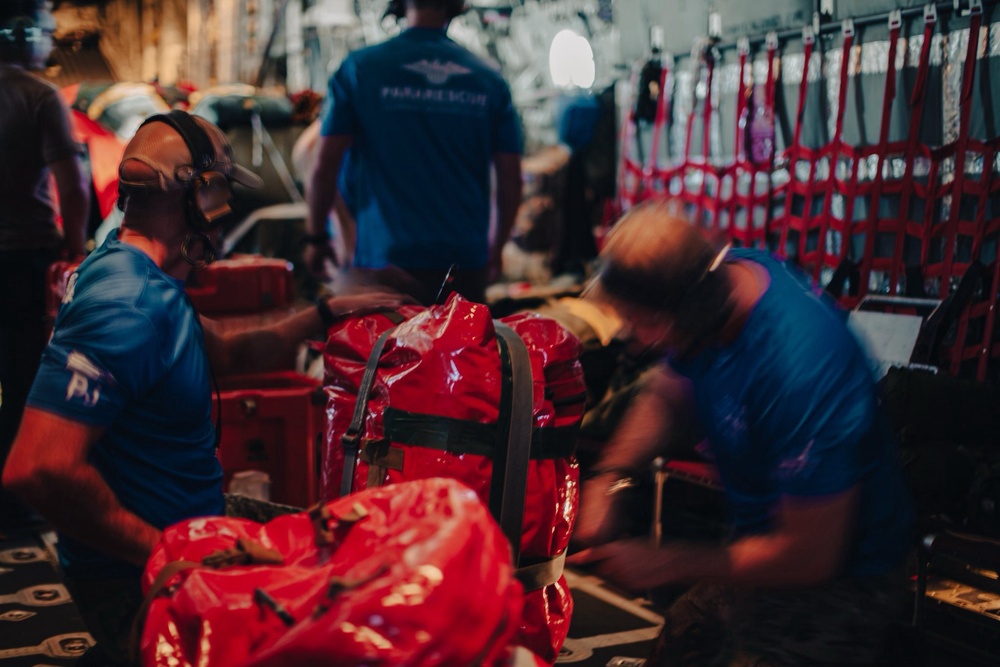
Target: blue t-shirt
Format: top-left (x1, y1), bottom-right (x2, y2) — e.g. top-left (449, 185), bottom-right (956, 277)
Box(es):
top-left (320, 27), bottom-right (523, 270)
top-left (670, 249), bottom-right (913, 577)
top-left (27, 230), bottom-right (224, 579)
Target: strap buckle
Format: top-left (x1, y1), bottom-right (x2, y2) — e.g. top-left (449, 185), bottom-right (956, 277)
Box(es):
top-left (802, 25), bottom-right (816, 46)
top-left (924, 3), bottom-right (938, 24)
top-left (841, 18), bottom-right (855, 38)
top-left (888, 9), bottom-right (902, 31)
top-left (340, 429), bottom-right (360, 450)
top-left (708, 10), bottom-right (722, 39)
top-left (954, 0), bottom-right (983, 17)
top-left (765, 31), bottom-right (779, 51)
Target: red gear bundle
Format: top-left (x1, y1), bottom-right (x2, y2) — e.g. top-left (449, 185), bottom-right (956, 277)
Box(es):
top-left (138, 478), bottom-right (524, 666)
top-left (320, 294), bottom-right (586, 663)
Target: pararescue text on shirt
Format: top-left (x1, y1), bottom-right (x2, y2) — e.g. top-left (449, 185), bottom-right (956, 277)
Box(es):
top-left (381, 86), bottom-right (488, 108)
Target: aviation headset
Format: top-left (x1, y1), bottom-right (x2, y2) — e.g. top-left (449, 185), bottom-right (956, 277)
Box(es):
top-left (131, 110), bottom-right (238, 233)
top-left (0, 2), bottom-right (50, 59)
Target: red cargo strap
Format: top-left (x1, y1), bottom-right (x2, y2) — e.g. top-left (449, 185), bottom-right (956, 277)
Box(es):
top-left (790, 27), bottom-right (814, 154)
top-left (864, 5), bottom-right (937, 293)
top-left (854, 12), bottom-right (903, 295)
top-left (647, 58), bottom-right (672, 177)
top-left (938, 1), bottom-right (984, 291)
top-left (760, 33), bottom-right (780, 246)
top-left (775, 26), bottom-right (817, 262)
top-left (726, 33), bottom-right (781, 249)
top-left (813, 20), bottom-right (857, 284)
top-left (734, 41), bottom-right (750, 163)
top-left (695, 46), bottom-right (718, 228)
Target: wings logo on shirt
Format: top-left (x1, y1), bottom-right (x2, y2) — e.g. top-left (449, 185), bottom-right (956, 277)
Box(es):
top-left (64, 351), bottom-right (114, 407)
top-left (402, 59), bottom-right (471, 84)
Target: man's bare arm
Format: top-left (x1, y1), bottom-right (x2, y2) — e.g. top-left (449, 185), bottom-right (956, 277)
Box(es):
top-left (572, 485), bottom-right (859, 589)
top-left (490, 152), bottom-right (522, 278)
top-left (3, 408), bottom-right (161, 567)
top-left (49, 155), bottom-right (90, 258)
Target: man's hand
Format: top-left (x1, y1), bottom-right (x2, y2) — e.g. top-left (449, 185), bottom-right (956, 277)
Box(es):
top-left (305, 240), bottom-right (338, 281)
top-left (324, 290), bottom-right (417, 319)
top-left (573, 472), bottom-right (631, 546)
top-left (568, 539), bottom-right (677, 591)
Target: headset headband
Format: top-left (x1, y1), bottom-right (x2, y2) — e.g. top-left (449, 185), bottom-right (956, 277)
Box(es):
top-left (142, 110), bottom-right (217, 173)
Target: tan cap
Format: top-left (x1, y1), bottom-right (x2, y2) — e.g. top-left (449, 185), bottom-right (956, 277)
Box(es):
top-left (118, 112), bottom-right (263, 191)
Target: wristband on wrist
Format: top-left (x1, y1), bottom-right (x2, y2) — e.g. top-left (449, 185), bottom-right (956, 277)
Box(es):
top-left (303, 232), bottom-right (332, 246)
top-left (315, 297), bottom-right (339, 330)
top-left (585, 466), bottom-right (642, 497)
top-left (604, 476), bottom-right (640, 496)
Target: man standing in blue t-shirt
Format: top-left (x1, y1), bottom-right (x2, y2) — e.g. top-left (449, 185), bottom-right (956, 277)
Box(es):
top-left (3, 111), bottom-right (406, 666)
top-left (304, 0), bottom-right (523, 304)
top-left (569, 202), bottom-right (914, 665)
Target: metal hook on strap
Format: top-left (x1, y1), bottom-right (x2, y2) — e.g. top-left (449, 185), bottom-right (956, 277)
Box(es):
top-left (802, 25), bottom-right (816, 46)
top-left (954, 0), bottom-right (983, 17)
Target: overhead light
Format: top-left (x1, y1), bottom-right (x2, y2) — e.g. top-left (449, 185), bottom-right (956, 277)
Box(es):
top-left (548, 29), bottom-right (595, 89)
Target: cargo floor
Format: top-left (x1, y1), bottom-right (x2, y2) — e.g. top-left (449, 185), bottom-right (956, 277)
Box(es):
top-left (0, 528), bottom-right (989, 667)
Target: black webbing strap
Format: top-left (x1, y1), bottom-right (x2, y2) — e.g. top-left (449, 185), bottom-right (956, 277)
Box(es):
top-left (515, 551), bottom-right (566, 592)
top-left (382, 407), bottom-right (579, 460)
top-left (374, 308), bottom-right (407, 325)
top-left (340, 327), bottom-right (397, 498)
top-left (489, 322), bottom-right (534, 567)
top-left (128, 558), bottom-right (201, 664)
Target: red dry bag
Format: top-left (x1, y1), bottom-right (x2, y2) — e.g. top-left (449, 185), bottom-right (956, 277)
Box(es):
top-left (320, 294), bottom-right (585, 662)
top-left (139, 478), bottom-right (523, 666)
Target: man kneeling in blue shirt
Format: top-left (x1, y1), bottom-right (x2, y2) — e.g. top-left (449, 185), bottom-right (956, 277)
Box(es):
top-left (3, 111), bottom-right (405, 666)
top-left (570, 201), bottom-right (914, 666)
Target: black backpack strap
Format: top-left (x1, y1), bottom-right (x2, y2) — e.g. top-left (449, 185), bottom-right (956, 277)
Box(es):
top-left (490, 322), bottom-right (535, 567)
top-left (340, 327), bottom-right (396, 497)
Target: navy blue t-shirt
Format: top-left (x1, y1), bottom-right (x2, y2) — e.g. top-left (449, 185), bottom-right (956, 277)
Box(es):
top-left (321, 27), bottom-right (523, 270)
top-left (670, 249), bottom-right (913, 577)
top-left (28, 230), bottom-right (224, 579)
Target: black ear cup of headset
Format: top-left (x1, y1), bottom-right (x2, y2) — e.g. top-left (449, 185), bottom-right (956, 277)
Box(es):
top-left (0, 17), bottom-right (31, 47)
top-left (145, 110), bottom-right (236, 233)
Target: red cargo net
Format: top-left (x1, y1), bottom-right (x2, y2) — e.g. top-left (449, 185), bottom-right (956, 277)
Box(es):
top-left (851, 9), bottom-right (926, 305)
top-left (617, 54), bottom-right (674, 212)
top-left (609, 3), bottom-right (1000, 381)
top-left (772, 23), bottom-right (858, 284)
top-left (930, 1), bottom-right (1000, 380)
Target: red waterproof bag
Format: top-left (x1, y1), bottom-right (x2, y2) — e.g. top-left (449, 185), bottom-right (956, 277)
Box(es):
top-left (320, 295), bottom-right (585, 663)
top-left (139, 478), bottom-right (523, 666)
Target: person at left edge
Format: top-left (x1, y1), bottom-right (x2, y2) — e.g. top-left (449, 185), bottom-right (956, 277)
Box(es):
top-left (0, 0), bottom-right (90, 535)
top-left (3, 110), bottom-right (408, 666)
